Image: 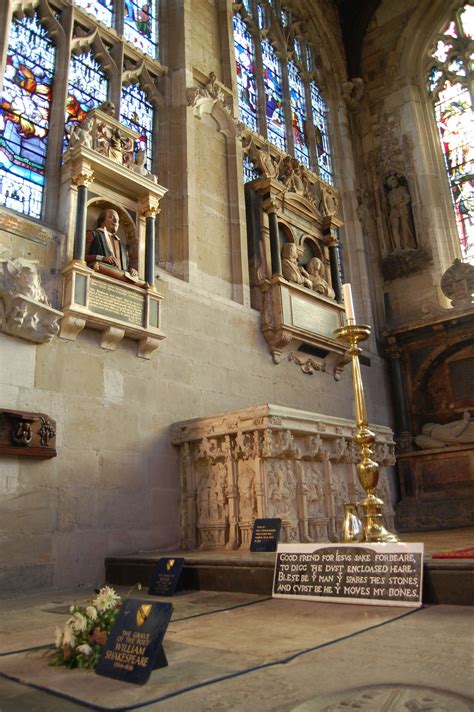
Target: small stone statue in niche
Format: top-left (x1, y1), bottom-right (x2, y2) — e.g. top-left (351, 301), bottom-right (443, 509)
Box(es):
top-left (384, 173), bottom-right (417, 252)
top-left (306, 257), bottom-right (335, 299)
top-left (415, 412), bottom-right (474, 449)
top-left (281, 242), bottom-right (312, 289)
top-left (69, 118), bottom-right (93, 149)
top-left (85, 208), bottom-right (145, 286)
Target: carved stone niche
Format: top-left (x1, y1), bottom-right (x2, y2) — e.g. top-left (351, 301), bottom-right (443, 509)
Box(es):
top-left (60, 108), bottom-right (167, 359)
top-left (384, 305), bottom-right (474, 531)
top-left (241, 133), bottom-right (346, 377)
top-left (171, 404), bottom-right (396, 551)
top-left (0, 258), bottom-right (62, 344)
top-left (0, 409), bottom-right (57, 457)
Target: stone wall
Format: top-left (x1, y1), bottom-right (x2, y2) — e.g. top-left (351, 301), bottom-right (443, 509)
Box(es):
top-left (0, 0), bottom-right (398, 596)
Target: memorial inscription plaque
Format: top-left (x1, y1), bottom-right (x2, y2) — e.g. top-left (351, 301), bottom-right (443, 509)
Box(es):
top-left (250, 518), bottom-right (282, 552)
top-left (95, 600), bottom-right (173, 685)
top-left (88, 279), bottom-right (144, 326)
top-left (290, 296), bottom-right (339, 337)
top-left (273, 543), bottom-right (423, 607)
top-left (149, 557), bottom-right (185, 596)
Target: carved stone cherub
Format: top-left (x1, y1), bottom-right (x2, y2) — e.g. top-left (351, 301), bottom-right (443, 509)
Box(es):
top-left (69, 118), bottom-right (93, 149)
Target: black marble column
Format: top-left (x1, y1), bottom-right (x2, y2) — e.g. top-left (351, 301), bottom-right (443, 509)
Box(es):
top-left (73, 183), bottom-right (88, 261)
top-left (145, 214), bottom-right (156, 288)
top-left (388, 351), bottom-right (411, 436)
top-left (268, 209), bottom-right (282, 276)
top-left (329, 242), bottom-right (343, 303)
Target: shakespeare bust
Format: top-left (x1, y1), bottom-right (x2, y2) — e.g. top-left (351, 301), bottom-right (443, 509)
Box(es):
top-left (85, 208), bottom-right (145, 287)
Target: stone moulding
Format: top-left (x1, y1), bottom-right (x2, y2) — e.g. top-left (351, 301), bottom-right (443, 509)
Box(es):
top-left (171, 404), bottom-right (396, 551)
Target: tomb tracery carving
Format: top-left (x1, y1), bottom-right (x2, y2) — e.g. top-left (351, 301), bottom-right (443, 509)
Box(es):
top-left (171, 405), bottom-right (396, 550)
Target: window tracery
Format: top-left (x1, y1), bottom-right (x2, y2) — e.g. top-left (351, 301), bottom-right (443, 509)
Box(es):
top-left (65, 51), bottom-right (109, 144)
top-left (120, 82), bottom-right (154, 171)
top-left (123, 0), bottom-right (159, 58)
top-left (0, 14), bottom-right (56, 219)
top-left (233, 0), bottom-right (333, 184)
top-left (74, 0), bottom-right (113, 27)
top-left (427, 3), bottom-right (473, 262)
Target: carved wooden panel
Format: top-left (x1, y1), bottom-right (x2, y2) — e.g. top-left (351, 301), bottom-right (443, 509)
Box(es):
top-left (0, 410), bottom-right (57, 458)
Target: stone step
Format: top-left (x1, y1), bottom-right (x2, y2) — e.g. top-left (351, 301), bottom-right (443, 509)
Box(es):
top-left (105, 551), bottom-right (474, 606)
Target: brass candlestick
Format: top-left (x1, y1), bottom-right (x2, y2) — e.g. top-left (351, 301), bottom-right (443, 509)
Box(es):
top-left (334, 322), bottom-right (399, 543)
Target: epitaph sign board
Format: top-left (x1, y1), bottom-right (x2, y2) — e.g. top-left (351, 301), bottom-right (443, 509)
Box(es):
top-left (148, 558), bottom-right (185, 596)
top-left (250, 518), bottom-right (282, 552)
top-left (273, 543), bottom-right (423, 607)
top-left (96, 600), bottom-right (173, 685)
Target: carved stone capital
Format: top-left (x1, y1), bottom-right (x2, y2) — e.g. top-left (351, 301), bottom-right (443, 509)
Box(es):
top-left (71, 171), bottom-right (95, 187)
top-left (141, 206), bottom-right (161, 219)
top-left (261, 198), bottom-right (281, 214)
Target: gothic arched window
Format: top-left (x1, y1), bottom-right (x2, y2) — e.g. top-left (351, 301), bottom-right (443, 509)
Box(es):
top-left (427, 4), bottom-right (474, 262)
top-left (65, 51), bottom-right (109, 143)
top-left (123, 0), bottom-right (159, 58)
top-left (233, 0), bottom-right (334, 184)
top-left (120, 82), bottom-right (154, 171)
top-left (74, 0), bottom-right (113, 27)
top-left (0, 14), bottom-right (56, 219)
top-left (73, 0), bottom-right (159, 60)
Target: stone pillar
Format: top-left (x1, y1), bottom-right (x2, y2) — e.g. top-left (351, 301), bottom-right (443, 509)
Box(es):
top-left (263, 199), bottom-right (282, 276)
top-left (386, 337), bottom-right (413, 450)
top-left (72, 172), bottom-right (94, 262)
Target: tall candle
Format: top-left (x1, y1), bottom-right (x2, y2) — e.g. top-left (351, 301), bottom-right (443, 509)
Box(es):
top-left (342, 283), bottom-right (356, 322)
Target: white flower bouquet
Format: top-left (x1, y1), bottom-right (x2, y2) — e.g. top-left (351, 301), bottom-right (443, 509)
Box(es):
top-left (49, 586), bottom-right (122, 670)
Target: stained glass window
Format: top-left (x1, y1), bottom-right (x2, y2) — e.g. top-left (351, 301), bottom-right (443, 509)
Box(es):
top-left (288, 61), bottom-right (309, 166)
top-left (243, 154), bottom-right (261, 182)
top-left (310, 81), bottom-right (333, 184)
top-left (65, 51), bottom-right (108, 143)
top-left (123, 0), bottom-right (158, 58)
top-left (74, 0), bottom-right (113, 26)
top-left (120, 83), bottom-right (154, 172)
top-left (233, 2), bottom-right (334, 184)
top-left (262, 39), bottom-right (286, 151)
top-left (233, 15), bottom-right (258, 132)
top-left (0, 14), bottom-right (56, 219)
top-left (428, 3), bottom-right (474, 262)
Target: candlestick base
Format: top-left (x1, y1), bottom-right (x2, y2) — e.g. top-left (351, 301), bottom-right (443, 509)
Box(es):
top-left (334, 321), bottom-right (399, 544)
top-left (359, 494), bottom-right (400, 543)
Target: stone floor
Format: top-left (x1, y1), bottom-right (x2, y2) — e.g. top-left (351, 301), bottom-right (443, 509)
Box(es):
top-left (1, 529), bottom-right (473, 711)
